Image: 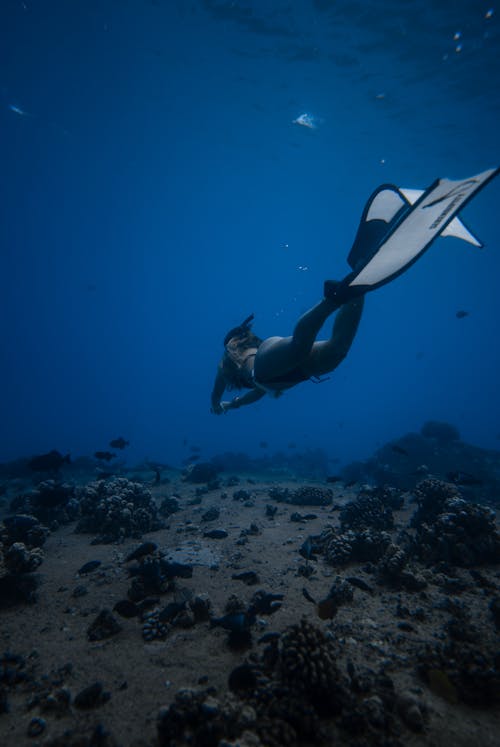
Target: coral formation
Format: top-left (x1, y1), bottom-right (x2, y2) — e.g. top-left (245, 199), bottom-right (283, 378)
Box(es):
top-left (74, 478), bottom-right (163, 543)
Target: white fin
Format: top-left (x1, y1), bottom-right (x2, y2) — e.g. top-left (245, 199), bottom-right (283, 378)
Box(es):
top-left (399, 188), bottom-right (482, 247)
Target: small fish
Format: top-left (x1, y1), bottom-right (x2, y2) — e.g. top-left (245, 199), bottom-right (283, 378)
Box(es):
top-left (391, 444), bottom-right (409, 456)
top-left (29, 450), bottom-right (71, 472)
top-left (455, 310), bottom-right (469, 319)
top-left (109, 437), bottom-right (129, 449)
top-left (94, 450), bottom-right (116, 462)
top-left (259, 441), bottom-right (268, 449)
top-left (446, 470), bottom-right (483, 486)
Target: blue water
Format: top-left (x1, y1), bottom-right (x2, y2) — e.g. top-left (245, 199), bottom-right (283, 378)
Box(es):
top-left (1, 0), bottom-right (499, 468)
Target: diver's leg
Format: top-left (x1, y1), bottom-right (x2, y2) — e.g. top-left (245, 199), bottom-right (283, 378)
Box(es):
top-left (301, 296), bottom-right (364, 377)
top-left (254, 297), bottom-right (338, 381)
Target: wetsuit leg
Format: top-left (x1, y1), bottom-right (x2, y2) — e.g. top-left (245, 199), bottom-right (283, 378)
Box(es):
top-left (301, 296), bottom-right (364, 378)
top-left (254, 297), bottom-right (338, 381)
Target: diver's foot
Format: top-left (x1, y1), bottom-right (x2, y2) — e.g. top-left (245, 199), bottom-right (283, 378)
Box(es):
top-left (323, 279), bottom-right (341, 300)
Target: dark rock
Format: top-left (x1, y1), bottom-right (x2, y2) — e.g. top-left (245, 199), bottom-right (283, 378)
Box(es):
top-left (228, 664), bottom-right (258, 694)
top-left (317, 577), bottom-right (354, 619)
top-left (74, 681), bottom-right (110, 709)
top-left (158, 497), bottom-right (180, 518)
top-left (231, 571), bottom-right (259, 585)
top-left (27, 717), bottom-right (46, 737)
top-left (204, 529), bottom-right (228, 539)
top-left (113, 600), bottom-right (139, 618)
top-left (72, 585), bottom-right (88, 598)
top-left (125, 541), bottom-right (158, 562)
top-left (489, 597), bottom-right (500, 630)
top-left (78, 560), bottom-right (101, 575)
top-left (183, 462), bottom-right (218, 484)
top-left (87, 610), bottom-right (122, 641)
top-left (201, 507), bottom-right (220, 522)
top-left (346, 576), bottom-right (373, 594)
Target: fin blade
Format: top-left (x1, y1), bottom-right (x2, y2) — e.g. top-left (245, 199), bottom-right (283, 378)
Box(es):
top-left (344, 167), bottom-right (499, 293)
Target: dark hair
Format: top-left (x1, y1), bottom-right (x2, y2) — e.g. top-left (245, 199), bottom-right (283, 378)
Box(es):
top-left (222, 330), bottom-right (262, 390)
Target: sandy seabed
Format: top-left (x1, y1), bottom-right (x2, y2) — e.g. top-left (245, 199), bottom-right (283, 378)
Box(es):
top-left (1, 471), bottom-right (499, 746)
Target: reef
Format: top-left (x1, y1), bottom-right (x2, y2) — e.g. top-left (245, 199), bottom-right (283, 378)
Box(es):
top-left (74, 478), bottom-right (164, 543)
top-left (9, 480), bottom-right (79, 529)
top-left (157, 618), bottom-right (427, 746)
top-left (340, 489), bottom-right (396, 531)
top-left (314, 527), bottom-right (392, 566)
top-left (0, 515), bottom-right (48, 605)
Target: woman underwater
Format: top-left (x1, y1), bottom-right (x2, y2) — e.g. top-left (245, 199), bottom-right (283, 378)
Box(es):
top-left (211, 168), bottom-right (498, 415)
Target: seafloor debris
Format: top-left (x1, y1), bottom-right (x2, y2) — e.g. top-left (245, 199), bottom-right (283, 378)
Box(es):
top-left (268, 486), bottom-right (333, 506)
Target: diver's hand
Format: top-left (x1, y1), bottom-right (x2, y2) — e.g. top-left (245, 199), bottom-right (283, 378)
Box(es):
top-left (211, 402), bottom-right (227, 415)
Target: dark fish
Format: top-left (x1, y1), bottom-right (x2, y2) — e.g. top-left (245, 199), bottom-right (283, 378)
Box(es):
top-left (391, 444), bottom-right (408, 456)
top-left (259, 441), bottom-right (268, 449)
top-left (326, 475), bottom-right (342, 483)
top-left (344, 480), bottom-right (357, 488)
top-left (29, 450), bottom-right (70, 472)
top-left (190, 445), bottom-right (201, 453)
top-left (455, 310), bottom-right (469, 319)
top-left (287, 442), bottom-right (296, 449)
top-left (183, 454), bottom-right (200, 463)
top-left (94, 451), bottom-right (116, 462)
top-left (109, 437), bottom-right (129, 449)
top-left (446, 470), bottom-right (483, 486)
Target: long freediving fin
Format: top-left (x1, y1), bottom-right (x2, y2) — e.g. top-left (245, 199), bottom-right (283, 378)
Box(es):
top-left (329, 167), bottom-right (499, 304)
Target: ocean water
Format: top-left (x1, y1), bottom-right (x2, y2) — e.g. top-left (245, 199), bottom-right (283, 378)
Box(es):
top-left (1, 0), bottom-right (499, 470)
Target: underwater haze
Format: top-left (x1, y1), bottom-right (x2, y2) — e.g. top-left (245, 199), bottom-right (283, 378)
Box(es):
top-left (1, 0), bottom-right (499, 469)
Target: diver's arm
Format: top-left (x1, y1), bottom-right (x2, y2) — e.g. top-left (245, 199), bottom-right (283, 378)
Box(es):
top-left (224, 388), bottom-right (266, 411)
top-left (210, 365), bottom-right (227, 414)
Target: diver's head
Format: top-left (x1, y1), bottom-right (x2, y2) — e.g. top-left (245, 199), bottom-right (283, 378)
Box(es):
top-left (223, 313), bottom-right (255, 347)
